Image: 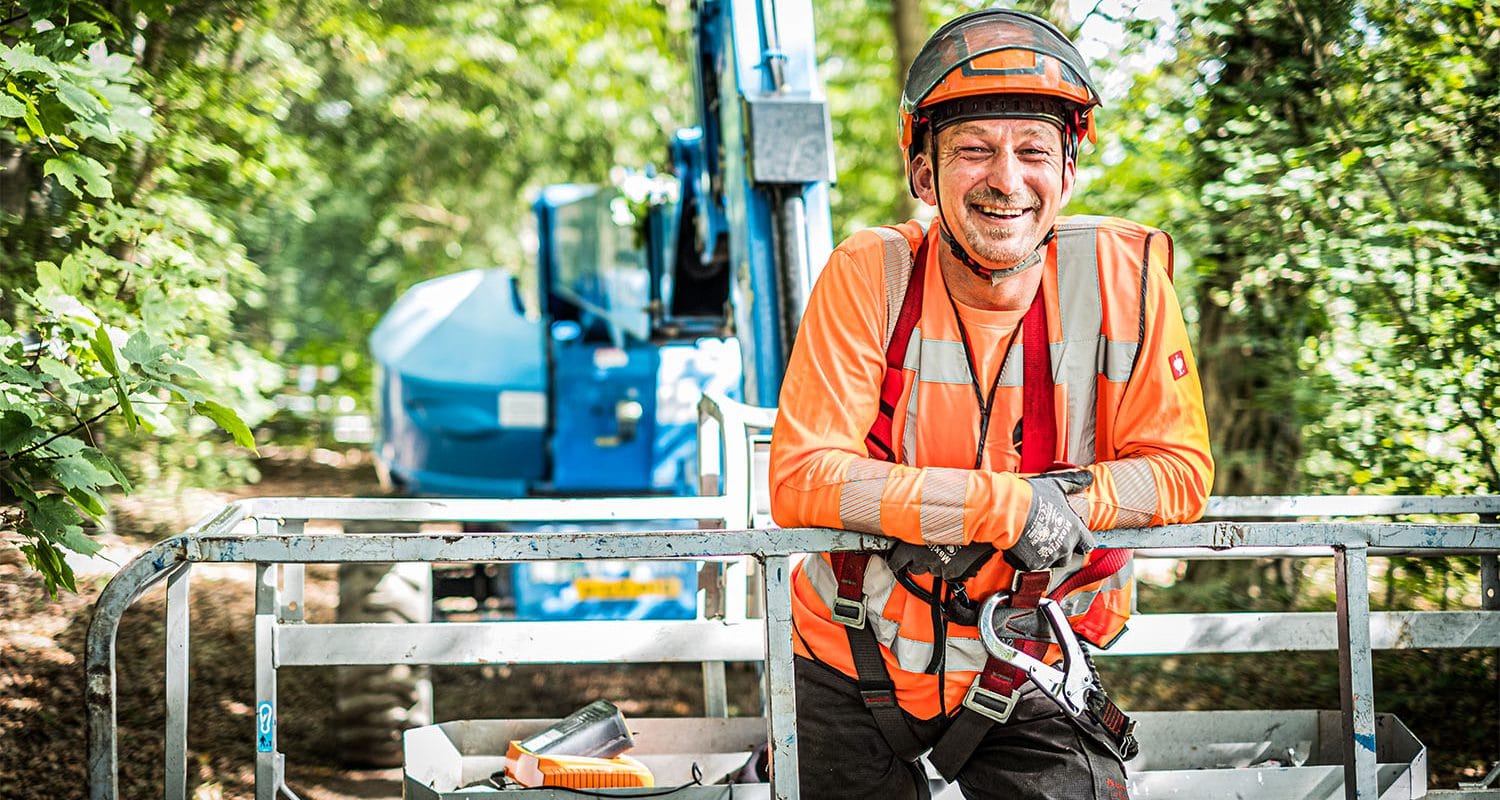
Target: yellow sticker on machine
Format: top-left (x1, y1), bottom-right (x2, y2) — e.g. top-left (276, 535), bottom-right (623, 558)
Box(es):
top-left (573, 577), bottom-right (684, 600)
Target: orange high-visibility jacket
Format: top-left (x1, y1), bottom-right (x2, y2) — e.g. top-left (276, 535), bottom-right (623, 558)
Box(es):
top-left (770, 216), bottom-right (1214, 719)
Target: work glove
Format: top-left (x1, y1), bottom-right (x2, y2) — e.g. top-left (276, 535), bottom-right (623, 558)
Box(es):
top-left (885, 541), bottom-right (996, 582)
top-left (1003, 470), bottom-right (1096, 573)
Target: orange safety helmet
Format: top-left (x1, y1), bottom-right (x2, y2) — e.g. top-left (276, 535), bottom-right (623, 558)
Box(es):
top-left (900, 8), bottom-right (1102, 181)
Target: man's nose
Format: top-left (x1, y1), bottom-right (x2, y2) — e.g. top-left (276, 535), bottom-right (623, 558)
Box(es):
top-left (986, 153), bottom-right (1026, 197)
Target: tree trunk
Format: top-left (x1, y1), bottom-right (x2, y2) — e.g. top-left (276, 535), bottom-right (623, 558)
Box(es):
top-left (889, 0), bottom-right (924, 220)
top-left (889, 0), bottom-right (922, 83)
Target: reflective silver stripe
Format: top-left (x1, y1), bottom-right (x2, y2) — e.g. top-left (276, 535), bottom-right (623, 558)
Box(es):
top-left (913, 339), bottom-right (1054, 388)
top-left (1056, 561), bottom-right (1134, 617)
top-left (911, 331), bottom-right (1027, 387)
top-left (892, 631), bottom-right (989, 673)
top-left (1060, 589), bottom-right (1099, 616)
top-left (804, 551), bottom-right (902, 622)
top-left (903, 332), bottom-right (920, 463)
top-left (1057, 216), bottom-right (1109, 236)
top-left (913, 339), bottom-right (969, 384)
top-left (839, 459), bottom-right (893, 534)
top-left (919, 467), bottom-right (968, 545)
top-left (997, 345), bottom-right (1025, 387)
top-left (1106, 457), bottom-right (1159, 529)
top-left (1098, 336), bottom-right (1139, 384)
top-left (873, 227), bottom-right (914, 345)
top-left (1055, 222), bottom-right (1103, 465)
top-left (1101, 557), bottom-right (1134, 593)
top-left (903, 328), bottom-right (923, 370)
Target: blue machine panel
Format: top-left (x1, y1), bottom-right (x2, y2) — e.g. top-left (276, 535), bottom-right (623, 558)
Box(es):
top-left (550, 339), bottom-right (658, 493)
top-left (549, 336), bottom-right (742, 496)
top-left (513, 559), bottom-right (699, 621)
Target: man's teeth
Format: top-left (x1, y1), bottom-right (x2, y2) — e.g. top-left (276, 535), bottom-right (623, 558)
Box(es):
top-left (977, 205), bottom-right (1027, 219)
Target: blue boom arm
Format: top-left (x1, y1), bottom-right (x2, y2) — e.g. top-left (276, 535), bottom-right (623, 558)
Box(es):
top-left (686, 0), bottom-right (834, 405)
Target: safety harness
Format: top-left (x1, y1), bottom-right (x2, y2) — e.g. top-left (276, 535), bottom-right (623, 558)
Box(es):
top-left (829, 230), bottom-right (1138, 780)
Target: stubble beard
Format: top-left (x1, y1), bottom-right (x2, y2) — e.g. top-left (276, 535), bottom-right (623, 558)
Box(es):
top-left (957, 188), bottom-right (1042, 268)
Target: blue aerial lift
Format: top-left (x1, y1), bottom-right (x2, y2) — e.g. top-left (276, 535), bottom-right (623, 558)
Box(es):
top-left (343, 0), bottom-right (837, 765)
top-left (373, 0), bottom-right (834, 496)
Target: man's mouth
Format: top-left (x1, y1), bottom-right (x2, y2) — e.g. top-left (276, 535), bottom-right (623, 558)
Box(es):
top-left (973, 203), bottom-right (1031, 221)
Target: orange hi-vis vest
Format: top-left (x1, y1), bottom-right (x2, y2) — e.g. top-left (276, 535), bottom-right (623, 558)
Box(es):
top-left (771, 216), bottom-right (1214, 719)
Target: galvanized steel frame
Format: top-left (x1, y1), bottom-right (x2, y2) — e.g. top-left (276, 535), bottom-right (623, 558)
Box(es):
top-left (85, 502), bottom-right (1500, 800)
top-left (86, 397), bottom-right (1500, 800)
top-left (84, 500), bottom-right (887, 800)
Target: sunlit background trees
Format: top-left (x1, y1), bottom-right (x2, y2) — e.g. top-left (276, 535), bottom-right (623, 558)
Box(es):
top-left (2, 0), bottom-right (1496, 780)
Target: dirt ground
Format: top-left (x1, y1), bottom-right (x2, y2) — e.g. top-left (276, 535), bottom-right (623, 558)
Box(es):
top-left (0, 451), bottom-right (760, 800)
top-left (3, 450), bottom-right (1495, 798)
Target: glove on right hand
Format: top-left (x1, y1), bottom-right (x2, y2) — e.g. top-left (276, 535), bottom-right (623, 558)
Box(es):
top-left (1003, 470), bottom-right (1096, 573)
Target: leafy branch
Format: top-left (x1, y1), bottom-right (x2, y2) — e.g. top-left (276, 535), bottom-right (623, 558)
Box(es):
top-left (0, 402), bottom-right (117, 465)
top-left (2, 28), bottom-right (262, 597)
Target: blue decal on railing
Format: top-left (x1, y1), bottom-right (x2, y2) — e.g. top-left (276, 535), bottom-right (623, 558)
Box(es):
top-left (1354, 732), bottom-right (1376, 752)
top-left (256, 701), bottom-right (274, 752)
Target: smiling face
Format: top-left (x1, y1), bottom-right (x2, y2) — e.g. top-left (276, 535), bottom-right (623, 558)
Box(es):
top-left (912, 117), bottom-right (1075, 270)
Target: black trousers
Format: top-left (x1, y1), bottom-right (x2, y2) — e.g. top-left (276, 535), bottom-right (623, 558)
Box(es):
top-left (794, 656), bottom-right (1130, 800)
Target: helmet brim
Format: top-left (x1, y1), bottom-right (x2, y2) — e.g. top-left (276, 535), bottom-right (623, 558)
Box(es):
top-left (901, 9), bottom-right (1101, 113)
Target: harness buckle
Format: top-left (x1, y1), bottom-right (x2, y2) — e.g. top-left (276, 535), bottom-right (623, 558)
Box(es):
top-left (962, 677), bottom-right (1022, 724)
top-left (1010, 568), bottom-right (1052, 596)
top-left (831, 596), bottom-right (867, 629)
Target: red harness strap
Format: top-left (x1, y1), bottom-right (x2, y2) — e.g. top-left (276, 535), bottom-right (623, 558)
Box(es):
top-left (965, 294), bottom-right (1068, 702)
top-left (1019, 296), bottom-right (1055, 472)
top-left (933, 298), bottom-right (1136, 777)
top-left (824, 231), bottom-right (1134, 774)
top-left (863, 236), bottom-right (929, 462)
top-left (833, 232), bottom-right (932, 760)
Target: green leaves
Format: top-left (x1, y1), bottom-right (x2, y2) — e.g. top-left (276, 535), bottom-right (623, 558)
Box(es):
top-left (0, 44), bottom-right (63, 80)
top-left (0, 93), bottom-right (24, 118)
top-left (44, 153), bottom-right (115, 199)
top-left (1, 282), bottom-right (259, 596)
top-left (0, 410), bottom-right (40, 452)
top-left (1, 34), bottom-right (155, 207)
top-left (89, 325), bottom-right (135, 432)
top-left (1161, 0), bottom-right (1500, 497)
top-left (194, 400), bottom-right (259, 453)
top-left (1, 7), bottom-right (277, 599)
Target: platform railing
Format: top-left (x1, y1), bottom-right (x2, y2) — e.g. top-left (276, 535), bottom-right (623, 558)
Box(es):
top-left (85, 504), bottom-right (1500, 800)
top-left (85, 501), bottom-right (885, 800)
top-left (83, 394), bottom-right (1500, 800)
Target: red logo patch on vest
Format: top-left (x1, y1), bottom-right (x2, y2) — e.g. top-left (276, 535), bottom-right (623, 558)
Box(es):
top-left (1169, 351), bottom-right (1188, 380)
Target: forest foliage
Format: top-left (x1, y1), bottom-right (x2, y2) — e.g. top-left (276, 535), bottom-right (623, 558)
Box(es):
top-left (1, 0), bottom-right (1497, 595)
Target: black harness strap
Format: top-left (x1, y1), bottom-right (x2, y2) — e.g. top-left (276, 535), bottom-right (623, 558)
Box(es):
top-left (826, 227), bottom-right (1138, 777)
top-left (927, 571), bottom-right (1050, 778)
top-left (834, 552), bottom-right (928, 761)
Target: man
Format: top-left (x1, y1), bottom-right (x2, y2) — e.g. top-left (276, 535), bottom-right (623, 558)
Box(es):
top-left (768, 8), bottom-right (1213, 799)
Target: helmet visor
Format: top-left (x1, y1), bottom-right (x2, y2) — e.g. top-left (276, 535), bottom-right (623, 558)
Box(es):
top-left (902, 9), bottom-right (1100, 113)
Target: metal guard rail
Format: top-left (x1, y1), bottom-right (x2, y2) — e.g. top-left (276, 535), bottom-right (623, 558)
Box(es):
top-left (85, 498), bottom-right (1500, 800)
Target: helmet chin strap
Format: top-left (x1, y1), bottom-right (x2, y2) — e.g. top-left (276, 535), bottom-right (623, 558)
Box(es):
top-left (938, 223), bottom-right (1052, 284)
top-left (929, 138), bottom-right (1054, 284)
